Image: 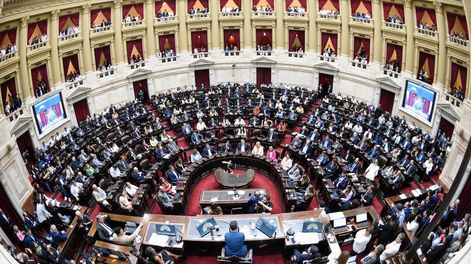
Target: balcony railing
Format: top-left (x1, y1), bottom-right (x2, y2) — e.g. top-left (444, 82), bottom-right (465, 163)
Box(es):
top-left (59, 31), bottom-right (80, 42)
top-left (159, 55), bottom-right (177, 63)
top-left (384, 21), bottom-right (404, 30)
top-left (122, 19), bottom-right (144, 27)
top-left (27, 39), bottom-right (48, 51)
top-left (129, 60), bottom-right (146, 69)
top-left (224, 50), bottom-right (240, 56)
top-left (252, 10), bottom-right (274, 16)
top-left (318, 12), bottom-right (339, 20)
top-left (220, 11), bottom-right (241, 17)
top-left (256, 49), bottom-right (273, 56)
top-left (187, 13), bottom-right (210, 19)
top-left (286, 11), bottom-right (306, 17)
top-left (65, 76), bottom-right (84, 89)
top-left (193, 52), bottom-right (209, 58)
top-left (319, 54), bottom-right (336, 62)
top-left (288, 51), bottom-right (304, 58)
top-left (383, 68), bottom-right (400, 78)
top-left (416, 27), bottom-right (437, 37)
top-left (351, 16), bottom-right (372, 24)
top-left (351, 60), bottom-right (368, 69)
top-left (97, 67), bottom-right (115, 78)
top-left (444, 93), bottom-right (462, 109)
top-left (91, 24), bottom-right (112, 33)
top-left (448, 35), bottom-right (469, 47)
top-left (6, 105), bottom-right (26, 122)
top-left (0, 50), bottom-right (16, 63)
top-left (155, 16), bottom-right (177, 23)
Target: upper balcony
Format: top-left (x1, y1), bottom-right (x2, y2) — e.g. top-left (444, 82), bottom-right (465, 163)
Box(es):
top-left (90, 23), bottom-right (113, 35)
top-left (27, 36), bottom-right (48, 54)
top-left (59, 27), bottom-right (81, 43)
top-left (187, 11), bottom-right (211, 22)
top-left (350, 16), bottom-right (373, 25)
top-left (122, 19), bottom-right (144, 28)
top-left (319, 54), bottom-right (336, 63)
top-left (251, 10), bottom-right (275, 21)
top-left (0, 48), bottom-right (17, 64)
top-left (256, 47), bottom-right (273, 56)
top-left (219, 10), bottom-right (243, 21)
top-left (415, 27), bottom-right (438, 40)
top-left (284, 11), bottom-right (308, 22)
top-left (448, 35), bottom-right (469, 48)
top-left (65, 75), bottom-right (85, 90)
top-left (154, 15), bottom-right (178, 25)
top-left (383, 21), bottom-right (405, 32)
top-left (97, 66), bottom-right (116, 79)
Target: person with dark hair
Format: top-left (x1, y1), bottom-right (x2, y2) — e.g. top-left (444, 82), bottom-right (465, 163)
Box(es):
top-left (208, 202), bottom-right (223, 215)
top-left (291, 245), bottom-right (321, 263)
top-left (256, 195), bottom-right (273, 213)
top-left (144, 246), bottom-right (181, 264)
top-left (224, 221), bottom-right (247, 257)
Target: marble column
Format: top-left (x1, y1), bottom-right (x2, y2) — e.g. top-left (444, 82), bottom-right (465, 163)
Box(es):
top-left (50, 10), bottom-right (62, 84)
top-left (81, 4), bottom-right (93, 73)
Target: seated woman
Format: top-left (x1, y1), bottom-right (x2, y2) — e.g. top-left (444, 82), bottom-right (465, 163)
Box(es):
top-left (266, 146), bottom-right (277, 161)
top-left (144, 246), bottom-right (181, 264)
top-left (125, 182), bottom-right (139, 197)
top-left (119, 191), bottom-right (133, 211)
top-left (280, 153), bottom-right (293, 171)
top-left (252, 142), bottom-right (264, 156)
top-left (158, 177), bottom-right (175, 194)
top-left (190, 149), bottom-right (203, 163)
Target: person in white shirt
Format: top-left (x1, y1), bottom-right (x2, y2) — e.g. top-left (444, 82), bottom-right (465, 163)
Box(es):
top-left (70, 181), bottom-right (83, 201)
top-left (252, 142), bottom-right (264, 156)
top-left (234, 117), bottom-right (245, 126)
top-left (196, 119), bottom-right (208, 131)
top-left (280, 153), bottom-right (293, 171)
top-left (423, 157), bottom-right (434, 175)
top-left (353, 228), bottom-right (372, 255)
top-left (110, 143), bottom-right (120, 153)
top-left (92, 184), bottom-right (111, 207)
top-left (119, 191), bottom-right (133, 211)
top-left (364, 159), bottom-right (380, 182)
top-left (35, 202), bottom-right (52, 224)
top-left (380, 233), bottom-right (405, 262)
top-left (125, 182), bottom-right (139, 197)
top-left (109, 165), bottom-right (122, 178)
top-left (406, 215), bottom-right (420, 237)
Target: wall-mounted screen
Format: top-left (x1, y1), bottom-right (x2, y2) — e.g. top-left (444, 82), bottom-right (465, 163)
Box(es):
top-left (32, 92), bottom-right (67, 135)
top-left (402, 80), bottom-right (436, 122)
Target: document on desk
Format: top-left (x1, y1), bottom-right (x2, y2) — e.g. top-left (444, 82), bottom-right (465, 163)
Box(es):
top-left (296, 232), bottom-right (320, 244)
top-left (148, 233), bottom-right (169, 247)
top-left (399, 194), bottom-right (407, 199)
top-left (329, 212), bottom-right (345, 220)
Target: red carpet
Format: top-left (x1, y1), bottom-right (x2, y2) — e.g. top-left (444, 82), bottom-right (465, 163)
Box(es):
top-left (371, 196), bottom-right (384, 215)
top-left (150, 200), bottom-right (164, 214)
top-left (186, 170), bottom-right (284, 216)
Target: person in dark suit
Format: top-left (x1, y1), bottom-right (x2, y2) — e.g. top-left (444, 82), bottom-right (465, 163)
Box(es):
top-left (131, 167), bottom-right (145, 181)
top-left (247, 190), bottom-right (262, 213)
top-left (237, 139), bottom-right (249, 153)
top-left (224, 221), bottom-right (248, 257)
top-left (292, 245), bottom-right (321, 264)
top-left (203, 144), bottom-right (217, 158)
top-left (426, 237), bottom-right (448, 263)
top-left (361, 185), bottom-right (374, 206)
top-left (219, 141), bottom-right (232, 154)
top-left (166, 165), bottom-right (180, 184)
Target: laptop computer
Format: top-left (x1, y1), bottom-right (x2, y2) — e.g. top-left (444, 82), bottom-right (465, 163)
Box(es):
top-left (302, 220), bottom-right (322, 233)
top-left (154, 224), bottom-right (176, 236)
top-left (356, 213), bottom-right (369, 228)
top-left (196, 217), bottom-right (217, 237)
top-left (333, 218), bottom-right (348, 233)
top-left (256, 218), bottom-right (277, 238)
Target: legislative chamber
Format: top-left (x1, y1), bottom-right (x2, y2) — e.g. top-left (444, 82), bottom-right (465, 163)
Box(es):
top-left (0, 0), bottom-right (470, 264)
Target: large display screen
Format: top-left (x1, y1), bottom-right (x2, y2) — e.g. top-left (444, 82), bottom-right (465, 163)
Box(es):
top-left (402, 80), bottom-right (436, 122)
top-left (32, 92), bottom-right (67, 135)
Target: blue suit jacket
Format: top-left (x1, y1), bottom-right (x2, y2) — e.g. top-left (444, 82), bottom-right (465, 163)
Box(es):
top-left (166, 169), bottom-right (180, 183)
top-left (224, 232), bottom-right (248, 257)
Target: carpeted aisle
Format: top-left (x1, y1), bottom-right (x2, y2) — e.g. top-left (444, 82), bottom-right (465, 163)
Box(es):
top-left (186, 170), bottom-right (284, 216)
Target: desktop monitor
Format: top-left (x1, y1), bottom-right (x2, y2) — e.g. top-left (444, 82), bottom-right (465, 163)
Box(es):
top-left (196, 217), bottom-right (217, 237)
top-left (256, 217), bottom-right (277, 238)
top-left (302, 220), bottom-right (323, 233)
top-left (32, 92), bottom-right (67, 135)
top-left (154, 224), bottom-right (176, 236)
top-left (333, 218), bottom-right (346, 228)
top-left (356, 213), bottom-right (368, 223)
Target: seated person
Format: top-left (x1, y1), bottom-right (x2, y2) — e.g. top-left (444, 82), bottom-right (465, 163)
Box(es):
top-left (299, 139), bottom-right (313, 157)
top-left (333, 172), bottom-right (349, 191)
top-left (292, 245), bottom-right (321, 264)
top-left (220, 141), bottom-right (232, 154)
top-left (280, 153), bottom-right (293, 171)
top-left (387, 170), bottom-right (404, 189)
top-left (96, 214), bottom-right (121, 242)
top-left (237, 139), bottom-right (249, 153)
top-left (190, 131), bottom-right (204, 144)
top-left (208, 202), bottom-right (223, 215)
top-left (266, 128), bottom-right (277, 142)
top-left (109, 165), bottom-right (123, 178)
top-left (144, 246), bottom-right (181, 264)
top-left (166, 165), bottom-right (181, 184)
top-left (256, 195), bottom-right (273, 213)
top-left (288, 163), bottom-right (303, 182)
top-left (181, 122), bottom-right (193, 135)
top-left (266, 146), bottom-right (277, 162)
top-left (112, 223), bottom-right (143, 245)
top-left (49, 224), bottom-right (67, 244)
top-left (119, 191), bottom-right (133, 211)
top-left (92, 184), bottom-right (111, 208)
top-left (203, 144), bottom-right (217, 158)
top-left (224, 221), bottom-right (248, 257)
top-left (190, 149), bottom-right (203, 163)
top-left (70, 181), bottom-right (84, 201)
top-left (251, 142), bottom-right (264, 156)
top-left (131, 167), bottom-right (145, 181)
top-left (316, 151), bottom-right (330, 167)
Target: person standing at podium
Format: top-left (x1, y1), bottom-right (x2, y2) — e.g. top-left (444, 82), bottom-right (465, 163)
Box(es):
top-left (224, 221), bottom-right (248, 257)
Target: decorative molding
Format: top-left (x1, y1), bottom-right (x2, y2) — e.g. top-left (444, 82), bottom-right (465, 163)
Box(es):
top-left (9, 116), bottom-right (32, 137)
top-left (313, 61), bottom-right (340, 72)
top-left (65, 86), bottom-right (91, 103)
top-left (251, 56), bottom-right (276, 65)
top-left (188, 58), bottom-right (215, 68)
top-left (126, 68), bottom-right (152, 80)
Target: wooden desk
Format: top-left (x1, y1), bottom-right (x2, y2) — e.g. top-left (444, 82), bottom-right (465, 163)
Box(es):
top-left (328, 206), bottom-right (380, 236)
top-left (88, 213), bottom-right (144, 238)
top-left (279, 210), bottom-right (326, 248)
top-left (199, 188), bottom-right (268, 207)
top-left (94, 240), bottom-right (138, 264)
top-left (142, 214), bottom-right (187, 250)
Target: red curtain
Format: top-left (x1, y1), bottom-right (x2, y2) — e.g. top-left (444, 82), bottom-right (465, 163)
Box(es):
top-left (223, 29), bottom-right (240, 49)
top-left (94, 45), bottom-right (111, 69)
top-left (285, 0), bottom-right (306, 10)
top-left (73, 99), bottom-right (90, 124)
top-left (318, 0), bottom-right (339, 12)
top-left (16, 131), bottom-right (34, 161)
top-left (31, 64), bottom-right (49, 94)
top-left (187, 0), bottom-right (208, 12)
top-left (0, 181), bottom-right (24, 232)
top-left (221, 0), bottom-right (241, 9)
top-left (438, 117), bottom-right (454, 139)
top-left (156, 0), bottom-right (176, 16)
top-left (195, 69), bottom-right (210, 88)
top-left (59, 13), bottom-right (79, 32)
top-left (288, 30), bottom-right (305, 51)
top-left (351, 0), bottom-right (371, 15)
top-left (457, 172), bottom-right (471, 219)
top-left (62, 54), bottom-right (80, 77)
top-left (450, 63), bottom-right (468, 95)
top-left (191, 31), bottom-right (208, 52)
top-left (122, 3), bottom-right (144, 19)
top-left (133, 79), bottom-right (149, 102)
top-left (126, 39), bottom-right (143, 62)
top-left (418, 52), bottom-right (435, 83)
top-left (0, 28), bottom-right (17, 47)
top-left (256, 29), bottom-right (272, 47)
top-left (415, 7), bottom-right (436, 27)
top-left (319, 73), bottom-right (333, 87)
top-left (1, 78), bottom-right (17, 110)
top-left (447, 13), bottom-right (468, 37)
top-left (253, 0), bottom-right (274, 10)
top-left (386, 43), bottom-right (403, 71)
top-left (91, 8), bottom-right (111, 26)
top-left (27, 20), bottom-right (48, 43)
top-left (256, 67), bottom-right (271, 87)
top-left (321, 32), bottom-right (337, 53)
top-left (159, 34), bottom-right (176, 52)
top-left (379, 89), bottom-right (395, 113)
top-left (353, 37), bottom-right (370, 61)
top-left (383, 2), bottom-right (404, 20)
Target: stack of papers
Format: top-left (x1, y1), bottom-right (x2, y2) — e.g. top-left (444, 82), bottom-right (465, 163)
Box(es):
top-left (399, 194), bottom-right (407, 199)
top-left (148, 233), bottom-right (169, 247)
